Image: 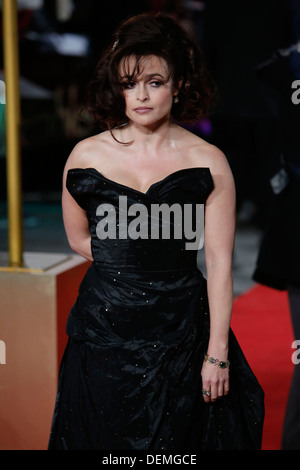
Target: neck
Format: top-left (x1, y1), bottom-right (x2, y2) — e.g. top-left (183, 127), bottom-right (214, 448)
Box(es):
top-left (118, 117), bottom-right (176, 153)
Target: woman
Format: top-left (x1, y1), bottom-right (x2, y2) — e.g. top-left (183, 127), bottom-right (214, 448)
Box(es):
top-left (48, 12), bottom-right (264, 450)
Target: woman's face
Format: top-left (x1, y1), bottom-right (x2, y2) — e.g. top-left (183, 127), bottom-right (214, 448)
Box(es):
top-left (119, 55), bottom-right (178, 129)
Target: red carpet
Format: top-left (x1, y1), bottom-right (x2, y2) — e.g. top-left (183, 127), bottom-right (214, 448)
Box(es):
top-left (231, 284), bottom-right (294, 450)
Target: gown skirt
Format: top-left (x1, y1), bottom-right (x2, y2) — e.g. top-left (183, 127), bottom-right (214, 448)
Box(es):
top-left (48, 167), bottom-right (264, 450)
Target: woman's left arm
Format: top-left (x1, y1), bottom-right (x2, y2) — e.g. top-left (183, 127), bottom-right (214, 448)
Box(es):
top-left (201, 148), bottom-right (236, 403)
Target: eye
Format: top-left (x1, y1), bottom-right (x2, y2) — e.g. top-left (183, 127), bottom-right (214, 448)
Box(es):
top-left (150, 80), bottom-right (162, 87)
top-left (121, 81), bottom-right (135, 89)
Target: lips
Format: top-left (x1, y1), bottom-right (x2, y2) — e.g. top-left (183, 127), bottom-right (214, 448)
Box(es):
top-left (134, 107), bottom-right (153, 114)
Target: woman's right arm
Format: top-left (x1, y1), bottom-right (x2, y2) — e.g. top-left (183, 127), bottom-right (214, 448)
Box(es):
top-left (62, 147), bottom-right (93, 262)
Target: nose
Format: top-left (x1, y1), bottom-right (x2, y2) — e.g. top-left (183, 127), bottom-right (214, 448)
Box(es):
top-left (137, 84), bottom-right (149, 102)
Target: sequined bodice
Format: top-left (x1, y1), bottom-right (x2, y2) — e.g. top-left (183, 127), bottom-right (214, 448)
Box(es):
top-left (67, 167), bottom-right (214, 272)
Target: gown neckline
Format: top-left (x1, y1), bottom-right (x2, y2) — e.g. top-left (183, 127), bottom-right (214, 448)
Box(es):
top-left (68, 166), bottom-right (211, 197)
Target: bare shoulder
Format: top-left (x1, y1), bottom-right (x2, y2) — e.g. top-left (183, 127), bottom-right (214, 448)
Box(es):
top-left (196, 141), bottom-right (232, 176)
top-left (177, 127), bottom-right (232, 177)
top-left (64, 131), bottom-right (113, 171)
top-left (185, 133), bottom-right (228, 168)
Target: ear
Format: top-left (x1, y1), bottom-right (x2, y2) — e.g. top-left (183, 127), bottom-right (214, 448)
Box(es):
top-left (173, 77), bottom-right (183, 97)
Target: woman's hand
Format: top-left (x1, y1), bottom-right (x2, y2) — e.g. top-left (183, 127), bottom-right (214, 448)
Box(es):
top-left (201, 356), bottom-right (230, 403)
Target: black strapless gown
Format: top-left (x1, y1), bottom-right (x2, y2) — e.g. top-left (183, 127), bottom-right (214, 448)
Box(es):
top-left (48, 167), bottom-right (264, 450)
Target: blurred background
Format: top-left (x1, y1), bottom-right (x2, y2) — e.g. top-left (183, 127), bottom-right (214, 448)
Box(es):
top-left (1, 0), bottom-right (300, 451)
top-left (0, 0), bottom-right (297, 293)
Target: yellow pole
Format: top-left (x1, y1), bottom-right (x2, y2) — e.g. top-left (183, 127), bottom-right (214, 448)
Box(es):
top-left (2, 0), bottom-right (23, 267)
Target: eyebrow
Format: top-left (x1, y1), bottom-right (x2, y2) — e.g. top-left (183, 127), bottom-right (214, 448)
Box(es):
top-left (119, 72), bottom-right (166, 80)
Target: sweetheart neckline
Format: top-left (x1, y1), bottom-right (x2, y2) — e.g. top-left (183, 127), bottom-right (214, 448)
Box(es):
top-left (68, 167), bottom-right (211, 196)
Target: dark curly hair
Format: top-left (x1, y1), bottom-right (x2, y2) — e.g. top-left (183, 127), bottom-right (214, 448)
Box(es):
top-left (86, 12), bottom-right (216, 131)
